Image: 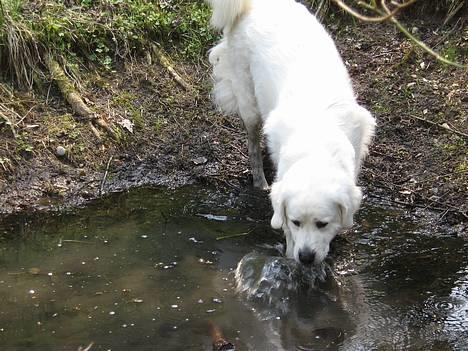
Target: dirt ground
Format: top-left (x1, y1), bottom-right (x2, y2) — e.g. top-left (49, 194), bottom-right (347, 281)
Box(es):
top-left (0, 18), bottom-right (466, 235)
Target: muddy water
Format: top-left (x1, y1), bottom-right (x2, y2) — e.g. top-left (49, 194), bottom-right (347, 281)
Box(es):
top-left (0, 187), bottom-right (466, 351)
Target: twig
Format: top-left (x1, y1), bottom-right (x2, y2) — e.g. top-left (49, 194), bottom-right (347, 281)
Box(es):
top-left (332, 0), bottom-right (416, 22)
top-left (78, 342), bottom-right (94, 351)
top-left (100, 156), bottom-right (113, 196)
top-left (408, 114), bottom-right (468, 138)
top-left (14, 105), bottom-right (35, 126)
top-left (381, 1), bottom-right (466, 69)
top-left (88, 120), bottom-right (102, 141)
top-left (216, 228), bottom-right (255, 241)
top-left (151, 44), bottom-right (193, 91)
top-left (370, 188), bottom-right (467, 219)
top-left (61, 240), bottom-right (93, 244)
top-left (331, 0), bottom-right (467, 68)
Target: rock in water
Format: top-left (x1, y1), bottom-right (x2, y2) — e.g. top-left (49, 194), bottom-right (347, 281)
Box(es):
top-left (235, 252), bottom-right (329, 315)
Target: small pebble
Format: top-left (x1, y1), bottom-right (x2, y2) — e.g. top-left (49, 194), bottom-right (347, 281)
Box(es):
top-left (56, 146), bottom-right (66, 157)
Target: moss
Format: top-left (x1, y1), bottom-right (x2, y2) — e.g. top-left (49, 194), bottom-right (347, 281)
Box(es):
top-left (455, 160), bottom-right (467, 173)
top-left (443, 137), bottom-right (466, 153)
top-left (42, 113), bottom-right (90, 162)
top-left (15, 131), bottom-right (34, 154)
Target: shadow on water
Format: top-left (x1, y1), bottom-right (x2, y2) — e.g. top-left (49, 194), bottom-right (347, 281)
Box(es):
top-left (0, 186), bottom-right (466, 351)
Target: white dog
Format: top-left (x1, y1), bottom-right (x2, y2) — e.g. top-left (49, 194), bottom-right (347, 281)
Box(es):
top-left (207, 0), bottom-right (375, 265)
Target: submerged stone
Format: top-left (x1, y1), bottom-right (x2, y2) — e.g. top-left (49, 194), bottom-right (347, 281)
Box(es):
top-left (235, 252), bottom-right (329, 315)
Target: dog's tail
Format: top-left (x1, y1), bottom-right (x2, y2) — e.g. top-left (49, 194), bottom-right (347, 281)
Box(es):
top-left (206, 0), bottom-right (252, 32)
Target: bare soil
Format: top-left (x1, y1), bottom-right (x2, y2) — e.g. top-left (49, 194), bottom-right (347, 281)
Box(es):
top-left (0, 19), bottom-right (466, 235)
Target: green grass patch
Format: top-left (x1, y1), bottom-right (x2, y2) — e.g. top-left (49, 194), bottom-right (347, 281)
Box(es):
top-left (1, 0), bottom-right (216, 86)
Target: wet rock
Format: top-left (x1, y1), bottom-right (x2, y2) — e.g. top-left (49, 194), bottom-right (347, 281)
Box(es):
top-left (235, 252), bottom-right (329, 315)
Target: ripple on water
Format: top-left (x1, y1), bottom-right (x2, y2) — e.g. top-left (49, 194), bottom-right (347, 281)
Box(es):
top-left (421, 295), bottom-right (468, 328)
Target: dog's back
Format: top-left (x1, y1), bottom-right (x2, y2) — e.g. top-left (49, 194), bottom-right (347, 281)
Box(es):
top-left (208, 0), bottom-right (355, 118)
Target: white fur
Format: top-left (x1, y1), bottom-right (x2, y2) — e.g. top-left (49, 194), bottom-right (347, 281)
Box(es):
top-left (207, 0), bottom-right (375, 264)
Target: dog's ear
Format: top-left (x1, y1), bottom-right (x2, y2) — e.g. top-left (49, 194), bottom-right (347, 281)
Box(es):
top-left (270, 181), bottom-right (285, 229)
top-left (338, 185), bottom-right (362, 228)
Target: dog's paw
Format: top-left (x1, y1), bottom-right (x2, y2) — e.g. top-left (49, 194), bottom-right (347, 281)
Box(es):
top-left (253, 178), bottom-right (270, 191)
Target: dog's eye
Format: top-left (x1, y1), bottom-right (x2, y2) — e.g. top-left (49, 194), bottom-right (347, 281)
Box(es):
top-left (316, 221), bottom-right (328, 229)
top-left (291, 220), bottom-right (301, 227)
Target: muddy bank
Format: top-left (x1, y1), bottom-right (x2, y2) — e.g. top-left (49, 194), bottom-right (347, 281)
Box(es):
top-left (0, 20), bottom-right (466, 235)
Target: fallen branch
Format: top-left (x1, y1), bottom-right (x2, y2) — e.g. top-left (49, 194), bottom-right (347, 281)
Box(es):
top-left (151, 44), bottom-right (193, 91)
top-left (408, 114), bottom-right (468, 139)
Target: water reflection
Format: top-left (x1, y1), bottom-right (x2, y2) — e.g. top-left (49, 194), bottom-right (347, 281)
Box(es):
top-left (0, 187), bottom-right (466, 351)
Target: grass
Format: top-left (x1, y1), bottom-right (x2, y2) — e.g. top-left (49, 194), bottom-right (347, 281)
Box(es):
top-left (0, 0), bottom-right (215, 87)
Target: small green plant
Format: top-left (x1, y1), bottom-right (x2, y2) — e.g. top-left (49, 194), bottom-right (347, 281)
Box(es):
top-left (455, 160), bottom-right (467, 173)
top-left (441, 46), bottom-right (457, 63)
top-left (15, 131), bottom-right (34, 154)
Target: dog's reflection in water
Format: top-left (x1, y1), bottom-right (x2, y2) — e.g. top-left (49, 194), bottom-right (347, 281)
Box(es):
top-left (235, 250), bottom-right (365, 350)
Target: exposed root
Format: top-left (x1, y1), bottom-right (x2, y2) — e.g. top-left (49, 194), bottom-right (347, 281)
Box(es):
top-left (46, 54), bottom-right (94, 119)
top-left (45, 54), bottom-right (117, 141)
top-left (151, 44), bottom-right (193, 92)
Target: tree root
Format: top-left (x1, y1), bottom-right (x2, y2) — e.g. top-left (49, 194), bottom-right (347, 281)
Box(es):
top-left (151, 44), bottom-right (193, 92)
top-left (45, 54), bottom-right (117, 141)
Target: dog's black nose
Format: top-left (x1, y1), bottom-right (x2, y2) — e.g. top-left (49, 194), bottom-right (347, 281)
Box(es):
top-left (298, 249), bottom-right (316, 265)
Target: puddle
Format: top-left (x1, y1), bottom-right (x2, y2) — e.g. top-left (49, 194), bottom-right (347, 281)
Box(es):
top-left (0, 187), bottom-right (466, 351)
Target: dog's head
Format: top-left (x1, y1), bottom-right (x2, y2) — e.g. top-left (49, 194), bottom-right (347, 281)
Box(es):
top-left (270, 164), bottom-right (362, 265)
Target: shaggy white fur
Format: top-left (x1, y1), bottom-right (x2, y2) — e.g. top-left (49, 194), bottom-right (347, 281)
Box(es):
top-left (207, 0), bottom-right (375, 265)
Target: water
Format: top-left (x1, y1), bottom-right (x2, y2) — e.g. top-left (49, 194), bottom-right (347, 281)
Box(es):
top-left (0, 187), bottom-right (466, 351)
